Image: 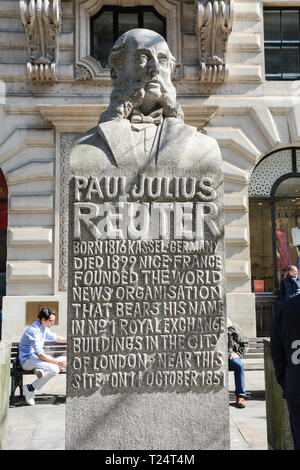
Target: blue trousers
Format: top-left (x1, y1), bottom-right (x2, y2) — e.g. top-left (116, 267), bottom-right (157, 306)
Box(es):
top-left (229, 357), bottom-right (246, 397)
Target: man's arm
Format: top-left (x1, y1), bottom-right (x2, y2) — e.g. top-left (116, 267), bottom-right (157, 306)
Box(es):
top-left (230, 323), bottom-right (249, 359)
top-left (37, 352), bottom-right (66, 367)
top-left (39, 334), bottom-right (66, 365)
top-left (56, 336), bottom-right (67, 343)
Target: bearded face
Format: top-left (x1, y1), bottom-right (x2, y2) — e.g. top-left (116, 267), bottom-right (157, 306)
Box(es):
top-left (100, 29), bottom-right (183, 123)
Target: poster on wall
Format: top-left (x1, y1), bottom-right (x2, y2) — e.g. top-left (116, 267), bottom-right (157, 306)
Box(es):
top-left (254, 280), bottom-right (264, 292)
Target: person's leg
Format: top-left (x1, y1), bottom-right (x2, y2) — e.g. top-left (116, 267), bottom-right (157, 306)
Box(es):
top-left (228, 358), bottom-right (246, 396)
top-left (22, 357), bottom-right (60, 390)
top-left (228, 358), bottom-right (246, 407)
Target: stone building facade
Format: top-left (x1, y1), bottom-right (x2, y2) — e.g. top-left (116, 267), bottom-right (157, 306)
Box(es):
top-left (1, 0), bottom-right (300, 340)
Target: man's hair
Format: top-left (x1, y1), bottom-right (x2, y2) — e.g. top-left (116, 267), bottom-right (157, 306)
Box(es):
top-left (37, 307), bottom-right (56, 322)
top-left (288, 265), bottom-right (298, 272)
top-left (99, 29), bottom-right (183, 123)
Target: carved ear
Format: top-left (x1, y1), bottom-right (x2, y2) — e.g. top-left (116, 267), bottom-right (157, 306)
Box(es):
top-left (111, 68), bottom-right (117, 79)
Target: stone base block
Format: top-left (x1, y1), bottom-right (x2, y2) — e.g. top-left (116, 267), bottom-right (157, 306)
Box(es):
top-left (66, 389), bottom-right (230, 450)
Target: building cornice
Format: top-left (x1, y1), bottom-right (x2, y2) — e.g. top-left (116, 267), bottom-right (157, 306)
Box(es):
top-left (37, 103), bottom-right (219, 131)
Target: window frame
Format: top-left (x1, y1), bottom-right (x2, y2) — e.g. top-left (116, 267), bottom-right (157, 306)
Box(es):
top-left (264, 6), bottom-right (300, 81)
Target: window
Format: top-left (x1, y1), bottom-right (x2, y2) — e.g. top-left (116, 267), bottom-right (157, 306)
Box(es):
top-left (249, 148), bottom-right (300, 294)
top-left (264, 8), bottom-right (300, 80)
top-left (90, 6), bottom-right (166, 68)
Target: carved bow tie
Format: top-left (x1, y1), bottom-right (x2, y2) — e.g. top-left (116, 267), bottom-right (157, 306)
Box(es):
top-left (130, 109), bottom-right (163, 125)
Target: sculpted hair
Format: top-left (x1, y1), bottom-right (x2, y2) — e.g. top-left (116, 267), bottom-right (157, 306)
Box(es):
top-left (99, 30), bottom-right (183, 123)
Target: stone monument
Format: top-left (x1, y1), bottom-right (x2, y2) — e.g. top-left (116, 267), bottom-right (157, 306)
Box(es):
top-left (66, 28), bottom-right (229, 450)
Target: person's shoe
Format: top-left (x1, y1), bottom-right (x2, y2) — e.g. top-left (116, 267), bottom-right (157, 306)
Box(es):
top-left (23, 384), bottom-right (35, 406)
top-left (33, 368), bottom-right (44, 379)
top-left (236, 396), bottom-right (246, 408)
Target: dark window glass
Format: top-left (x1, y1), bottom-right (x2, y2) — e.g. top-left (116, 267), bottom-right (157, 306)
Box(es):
top-left (264, 8), bottom-right (300, 80)
top-left (92, 11), bottom-right (114, 67)
top-left (143, 11), bottom-right (164, 36)
top-left (282, 47), bottom-right (299, 78)
top-left (264, 10), bottom-right (281, 41)
top-left (282, 10), bottom-right (300, 42)
top-left (275, 177), bottom-right (300, 197)
top-left (265, 47), bottom-right (281, 77)
top-left (91, 7), bottom-right (166, 69)
top-left (118, 12), bottom-right (139, 37)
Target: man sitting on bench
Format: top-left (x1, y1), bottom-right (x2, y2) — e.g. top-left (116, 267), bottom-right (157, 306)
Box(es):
top-left (19, 307), bottom-right (67, 406)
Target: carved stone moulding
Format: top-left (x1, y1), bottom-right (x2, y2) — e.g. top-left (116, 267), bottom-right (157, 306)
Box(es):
top-left (200, 62), bottom-right (227, 82)
top-left (196, 0), bottom-right (234, 82)
top-left (28, 62), bottom-right (56, 80)
top-left (74, 64), bottom-right (93, 81)
top-left (20, 0), bottom-right (61, 81)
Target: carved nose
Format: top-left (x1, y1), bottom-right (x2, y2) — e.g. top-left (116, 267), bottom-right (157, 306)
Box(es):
top-left (148, 57), bottom-right (160, 75)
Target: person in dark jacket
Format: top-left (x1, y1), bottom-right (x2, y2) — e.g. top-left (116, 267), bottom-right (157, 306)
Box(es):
top-left (270, 293), bottom-right (300, 449)
top-left (280, 265), bottom-right (300, 301)
top-left (228, 318), bottom-right (249, 408)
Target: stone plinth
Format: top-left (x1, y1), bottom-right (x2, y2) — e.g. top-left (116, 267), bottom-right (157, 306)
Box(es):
top-left (264, 339), bottom-right (294, 450)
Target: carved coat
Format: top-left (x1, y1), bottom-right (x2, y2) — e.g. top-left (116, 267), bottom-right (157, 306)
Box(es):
top-left (70, 117), bottom-right (222, 180)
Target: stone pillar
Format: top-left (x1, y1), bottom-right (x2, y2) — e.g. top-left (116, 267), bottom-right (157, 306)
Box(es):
top-left (264, 339), bottom-right (294, 450)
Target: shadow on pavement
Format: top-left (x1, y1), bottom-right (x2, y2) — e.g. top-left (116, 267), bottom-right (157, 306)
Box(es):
top-left (12, 394), bottom-right (66, 407)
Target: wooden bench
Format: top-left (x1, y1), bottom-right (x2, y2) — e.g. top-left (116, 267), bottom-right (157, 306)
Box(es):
top-left (10, 341), bottom-right (67, 407)
top-left (243, 337), bottom-right (266, 371)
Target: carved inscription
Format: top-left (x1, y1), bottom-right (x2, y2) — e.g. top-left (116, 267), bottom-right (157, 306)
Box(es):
top-left (69, 175), bottom-right (225, 394)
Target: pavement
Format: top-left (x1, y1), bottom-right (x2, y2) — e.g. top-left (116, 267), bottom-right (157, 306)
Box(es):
top-left (229, 368), bottom-right (267, 450)
top-left (6, 366), bottom-right (268, 451)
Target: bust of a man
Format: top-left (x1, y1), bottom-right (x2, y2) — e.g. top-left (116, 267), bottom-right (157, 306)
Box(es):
top-left (71, 28), bottom-right (221, 177)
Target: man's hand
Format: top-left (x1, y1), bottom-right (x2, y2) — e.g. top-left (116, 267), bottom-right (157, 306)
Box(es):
top-left (229, 352), bottom-right (240, 360)
top-left (57, 359), bottom-right (67, 368)
top-left (38, 352), bottom-right (66, 367)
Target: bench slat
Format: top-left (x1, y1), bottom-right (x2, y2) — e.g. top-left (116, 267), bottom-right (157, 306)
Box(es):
top-left (244, 363), bottom-right (264, 371)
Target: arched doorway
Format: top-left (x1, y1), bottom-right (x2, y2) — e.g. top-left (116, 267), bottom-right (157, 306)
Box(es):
top-left (249, 147), bottom-right (300, 335)
top-left (0, 169), bottom-right (7, 339)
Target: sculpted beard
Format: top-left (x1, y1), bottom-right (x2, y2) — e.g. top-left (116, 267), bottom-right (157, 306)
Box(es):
top-left (99, 76), bottom-right (183, 123)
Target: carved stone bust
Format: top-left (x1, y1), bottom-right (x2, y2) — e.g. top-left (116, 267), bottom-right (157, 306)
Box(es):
top-left (70, 28), bottom-right (222, 178)
top-left (67, 29), bottom-right (228, 451)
